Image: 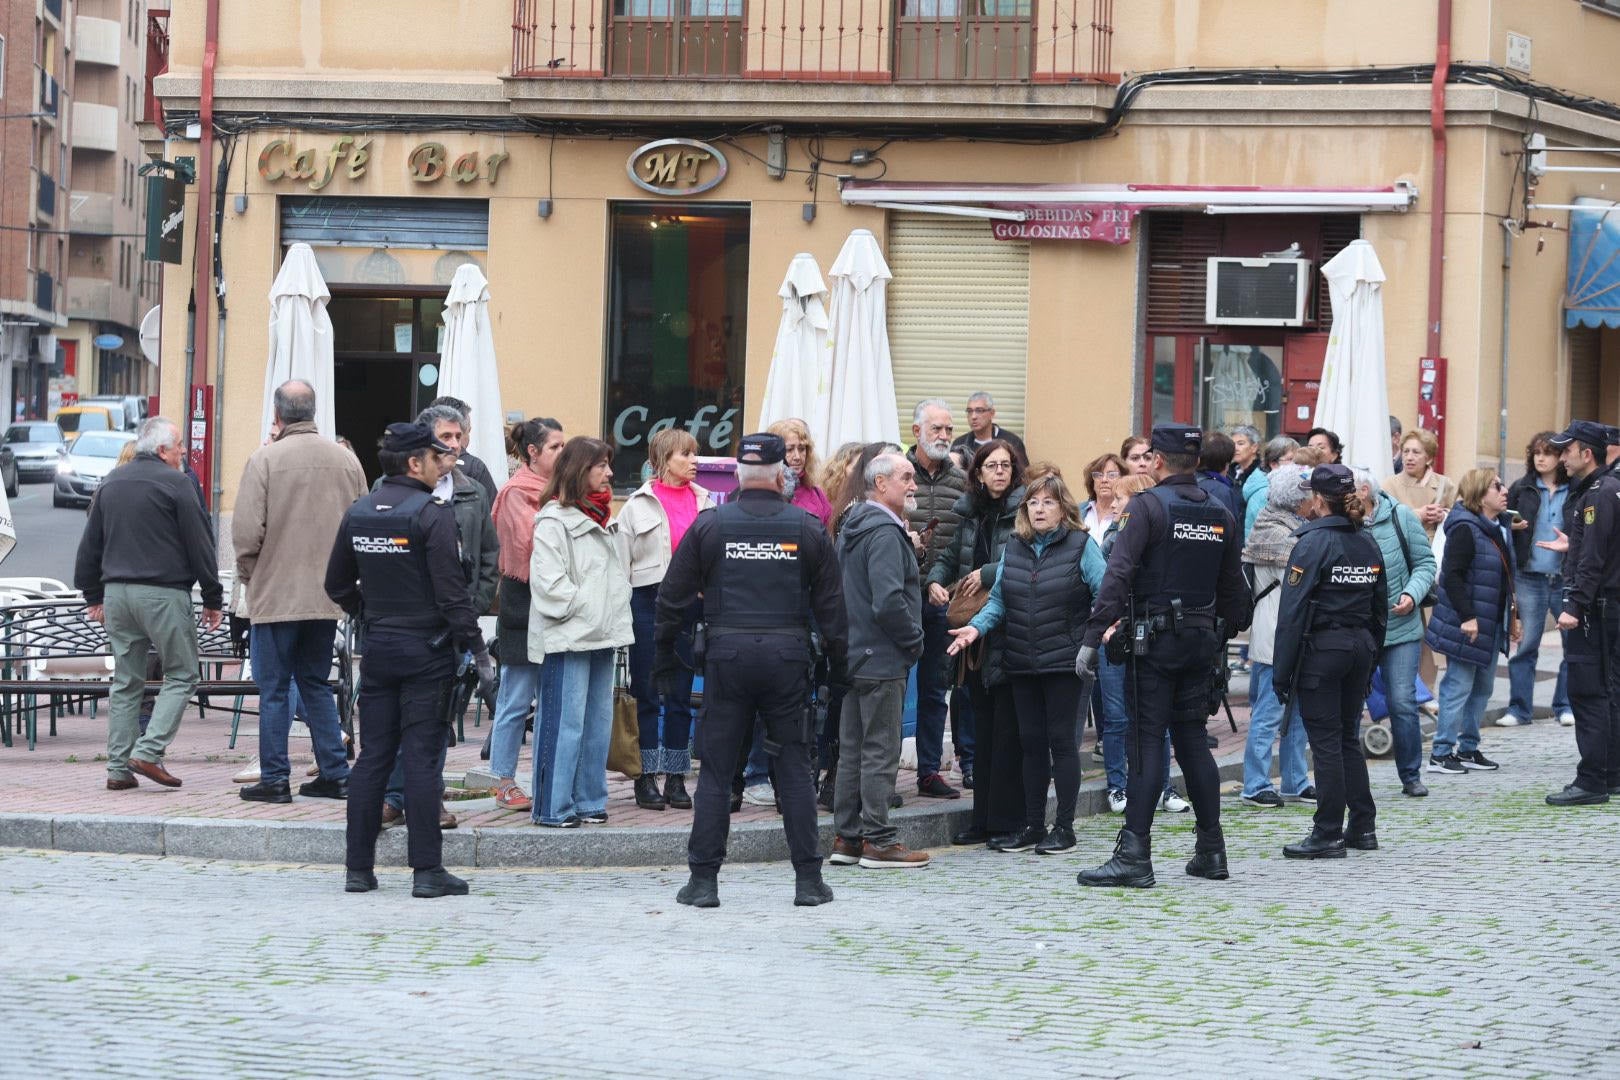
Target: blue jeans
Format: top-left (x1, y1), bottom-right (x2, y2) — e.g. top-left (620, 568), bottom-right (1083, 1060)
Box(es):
top-left (1241, 661), bottom-right (1310, 797)
top-left (532, 649), bottom-right (614, 826)
top-left (1434, 645), bottom-right (1497, 759)
top-left (1379, 640), bottom-right (1425, 784)
top-left (912, 603), bottom-right (951, 778)
top-left (1506, 571), bottom-right (1570, 722)
top-left (628, 586), bottom-right (698, 775)
top-left (488, 658), bottom-right (541, 782)
top-left (1098, 651), bottom-right (1172, 795)
top-left (252, 621), bottom-right (350, 786)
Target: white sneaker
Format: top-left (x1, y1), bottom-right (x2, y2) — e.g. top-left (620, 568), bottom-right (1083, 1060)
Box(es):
top-left (231, 762), bottom-right (261, 784)
top-left (1158, 789), bottom-right (1191, 814)
top-left (289, 720), bottom-right (311, 739)
top-left (1420, 701), bottom-right (1440, 718)
top-left (1107, 789), bottom-right (1127, 814)
top-left (742, 782), bottom-right (776, 806)
top-left (1557, 711), bottom-right (1576, 727)
top-left (1495, 714), bottom-right (1529, 727)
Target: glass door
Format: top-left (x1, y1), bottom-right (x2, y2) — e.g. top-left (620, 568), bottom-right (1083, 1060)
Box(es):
top-left (1145, 333), bottom-right (1283, 440)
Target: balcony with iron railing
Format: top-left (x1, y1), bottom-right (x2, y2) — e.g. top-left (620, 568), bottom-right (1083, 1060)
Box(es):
top-left (37, 66), bottom-right (61, 121)
top-left (33, 169), bottom-right (56, 223)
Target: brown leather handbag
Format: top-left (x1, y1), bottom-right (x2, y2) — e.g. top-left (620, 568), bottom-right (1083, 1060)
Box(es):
top-left (946, 574), bottom-right (990, 630)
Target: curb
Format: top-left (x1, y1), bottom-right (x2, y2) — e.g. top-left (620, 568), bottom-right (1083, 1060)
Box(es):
top-left (0, 757), bottom-right (1246, 868)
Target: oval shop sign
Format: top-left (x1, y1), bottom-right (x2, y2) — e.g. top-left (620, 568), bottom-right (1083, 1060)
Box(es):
top-left (627, 139), bottom-right (728, 196)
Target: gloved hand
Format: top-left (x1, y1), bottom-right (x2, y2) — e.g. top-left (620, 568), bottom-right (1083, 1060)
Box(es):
top-left (653, 648), bottom-right (682, 702)
top-left (1075, 645), bottom-right (1099, 679)
top-left (826, 653), bottom-right (851, 692)
top-left (474, 650), bottom-right (498, 705)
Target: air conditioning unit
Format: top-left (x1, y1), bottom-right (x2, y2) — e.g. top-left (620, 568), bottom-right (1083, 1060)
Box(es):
top-left (1205, 257), bottom-right (1311, 327)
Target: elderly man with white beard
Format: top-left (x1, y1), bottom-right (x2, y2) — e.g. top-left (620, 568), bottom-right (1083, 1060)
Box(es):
top-left (906, 399), bottom-right (970, 800)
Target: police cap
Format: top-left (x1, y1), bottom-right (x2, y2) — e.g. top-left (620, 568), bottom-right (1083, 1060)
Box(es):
top-left (1149, 423), bottom-right (1202, 456)
top-left (1605, 425), bottom-right (1620, 447)
top-left (736, 432), bottom-right (786, 465)
top-left (381, 421), bottom-right (453, 454)
top-left (1549, 420), bottom-right (1610, 452)
top-left (1308, 463), bottom-right (1358, 498)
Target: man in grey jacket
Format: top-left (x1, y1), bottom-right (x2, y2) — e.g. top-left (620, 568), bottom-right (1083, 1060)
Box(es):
top-left (831, 452), bottom-right (930, 869)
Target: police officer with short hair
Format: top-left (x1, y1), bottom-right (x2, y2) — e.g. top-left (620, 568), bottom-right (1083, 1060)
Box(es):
top-left (325, 422), bottom-right (493, 897)
top-left (1271, 465), bottom-right (1389, 858)
top-left (655, 433), bottom-right (848, 908)
top-left (1076, 424), bottom-right (1252, 889)
top-left (1545, 421), bottom-right (1620, 806)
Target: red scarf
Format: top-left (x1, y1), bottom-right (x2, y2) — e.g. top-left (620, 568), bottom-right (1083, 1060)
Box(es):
top-left (578, 488), bottom-right (613, 526)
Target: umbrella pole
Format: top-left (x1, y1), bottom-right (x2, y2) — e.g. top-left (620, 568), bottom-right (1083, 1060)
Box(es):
top-left (211, 300), bottom-right (228, 536)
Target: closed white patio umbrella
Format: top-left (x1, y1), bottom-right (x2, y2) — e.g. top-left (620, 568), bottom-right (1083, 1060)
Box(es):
top-left (823, 229), bottom-right (901, 448)
top-left (437, 263), bottom-right (509, 489)
top-left (759, 253), bottom-right (831, 441)
top-left (0, 485), bottom-right (14, 566)
top-left (1315, 239), bottom-right (1392, 484)
top-left (261, 243), bottom-right (336, 441)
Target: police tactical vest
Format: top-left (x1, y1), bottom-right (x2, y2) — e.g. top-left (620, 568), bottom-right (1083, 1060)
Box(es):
top-left (706, 499), bottom-right (809, 631)
top-left (1306, 526), bottom-right (1383, 630)
top-left (347, 488), bottom-right (444, 630)
top-left (1000, 527), bottom-right (1091, 675)
top-left (1133, 483), bottom-right (1229, 615)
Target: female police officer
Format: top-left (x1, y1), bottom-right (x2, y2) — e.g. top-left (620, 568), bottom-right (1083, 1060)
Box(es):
top-left (1272, 464), bottom-right (1389, 860)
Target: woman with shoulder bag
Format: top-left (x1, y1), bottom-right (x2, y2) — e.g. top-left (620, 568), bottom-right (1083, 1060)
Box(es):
top-left (1501, 432), bottom-right (1571, 727)
top-left (925, 439), bottom-right (1026, 847)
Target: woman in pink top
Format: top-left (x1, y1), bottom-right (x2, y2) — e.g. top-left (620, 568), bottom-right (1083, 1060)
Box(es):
top-left (769, 417), bottom-right (833, 529)
top-left (615, 428), bottom-right (715, 810)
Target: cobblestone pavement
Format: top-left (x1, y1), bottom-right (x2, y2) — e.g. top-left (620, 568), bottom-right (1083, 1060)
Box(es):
top-left (2, 723), bottom-right (1613, 1078)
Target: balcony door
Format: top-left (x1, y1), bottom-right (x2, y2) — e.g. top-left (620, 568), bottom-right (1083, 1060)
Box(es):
top-left (894, 0), bottom-right (1033, 81)
top-left (611, 0), bottom-right (743, 77)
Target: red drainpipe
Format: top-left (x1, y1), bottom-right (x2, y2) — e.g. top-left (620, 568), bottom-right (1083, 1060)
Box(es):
top-left (190, 0), bottom-right (219, 392)
top-left (1426, 0), bottom-right (1451, 360)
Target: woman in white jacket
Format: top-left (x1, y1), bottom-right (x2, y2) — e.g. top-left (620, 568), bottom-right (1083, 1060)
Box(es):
top-left (529, 436), bottom-right (634, 828)
top-left (615, 428), bottom-right (715, 810)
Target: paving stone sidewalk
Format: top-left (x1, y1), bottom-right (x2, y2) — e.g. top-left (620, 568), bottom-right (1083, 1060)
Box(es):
top-left (1, 721), bottom-right (1612, 1078)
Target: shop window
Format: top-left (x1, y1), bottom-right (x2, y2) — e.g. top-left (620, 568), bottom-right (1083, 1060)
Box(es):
top-left (605, 202), bottom-right (748, 490)
top-left (328, 296), bottom-right (449, 480)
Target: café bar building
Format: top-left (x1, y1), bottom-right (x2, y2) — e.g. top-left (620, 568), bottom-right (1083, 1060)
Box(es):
top-left (149, 0), bottom-right (1620, 513)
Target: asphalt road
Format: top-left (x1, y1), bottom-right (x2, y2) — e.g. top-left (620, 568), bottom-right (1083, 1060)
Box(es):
top-left (1, 475), bottom-right (87, 584)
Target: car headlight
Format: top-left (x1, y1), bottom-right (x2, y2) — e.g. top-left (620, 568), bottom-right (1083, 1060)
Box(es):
top-left (56, 460), bottom-right (75, 476)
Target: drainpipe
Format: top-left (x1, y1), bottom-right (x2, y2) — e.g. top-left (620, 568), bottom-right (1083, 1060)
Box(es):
top-left (1497, 219), bottom-right (1511, 476)
top-left (1425, 0), bottom-right (1450, 362)
top-left (189, 0), bottom-right (219, 446)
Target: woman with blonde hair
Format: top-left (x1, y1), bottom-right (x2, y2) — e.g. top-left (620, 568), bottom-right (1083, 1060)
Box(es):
top-left (1383, 428), bottom-right (1456, 539)
top-left (615, 427), bottom-right (715, 809)
top-left (947, 467), bottom-right (1106, 854)
top-left (768, 417), bottom-right (833, 528)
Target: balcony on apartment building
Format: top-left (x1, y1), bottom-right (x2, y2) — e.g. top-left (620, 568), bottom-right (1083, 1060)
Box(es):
top-left (35, 272), bottom-right (56, 317)
top-left (69, 191), bottom-right (116, 234)
top-left (36, 66), bottom-right (61, 122)
top-left (40, 0), bottom-right (63, 27)
top-left (75, 15), bottom-right (124, 66)
top-left (67, 276), bottom-right (117, 322)
top-left (32, 169), bottom-right (56, 223)
top-left (71, 102), bottom-right (121, 152)
top-left (509, 0), bottom-right (1116, 123)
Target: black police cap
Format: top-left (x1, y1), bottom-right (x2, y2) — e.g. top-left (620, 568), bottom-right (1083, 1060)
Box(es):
top-left (1149, 424), bottom-right (1202, 456)
top-left (1309, 463), bottom-right (1358, 497)
top-left (736, 432), bottom-right (786, 465)
top-left (381, 421), bottom-right (452, 454)
top-left (1549, 420), bottom-right (1610, 451)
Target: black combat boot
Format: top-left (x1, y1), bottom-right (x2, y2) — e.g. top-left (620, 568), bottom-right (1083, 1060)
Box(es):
top-left (634, 773), bottom-right (667, 810)
top-left (794, 870), bottom-right (834, 907)
top-left (1078, 828), bottom-right (1155, 888)
top-left (1283, 827), bottom-right (1347, 859)
top-left (677, 873), bottom-right (720, 908)
top-left (1185, 825), bottom-right (1229, 880)
top-left (663, 773), bottom-right (693, 810)
top-left (344, 869), bottom-right (378, 893)
top-left (411, 866), bottom-right (470, 898)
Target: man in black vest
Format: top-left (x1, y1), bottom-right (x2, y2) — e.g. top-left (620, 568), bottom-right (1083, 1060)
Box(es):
top-left (325, 422), bottom-right (493, 897)
top-left (1076, 424), bottom-right (1253, 888)
top-left (655, 432), bottom-right (848, 909)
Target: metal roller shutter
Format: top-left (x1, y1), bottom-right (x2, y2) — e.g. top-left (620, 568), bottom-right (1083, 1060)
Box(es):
top-left (280, 196), bottom-right (489, 250)
top-left (886, 213), bottom-right (1029, 443)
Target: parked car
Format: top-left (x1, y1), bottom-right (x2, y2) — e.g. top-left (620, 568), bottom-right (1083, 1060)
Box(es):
top-left (1, 441), bottom-right (16, 498)
top-left (55, 405), bottom-right (121, 446)
top-left (53, 430), bottom-right (135, 508)
top-left (79, 395), bottom-right (145, 431)
top-left (5, 421), bottom-right (68, 484)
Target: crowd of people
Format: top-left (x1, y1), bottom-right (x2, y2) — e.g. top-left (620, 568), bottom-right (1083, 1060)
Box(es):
top-left (69, 379), bottom-right (1618, 902)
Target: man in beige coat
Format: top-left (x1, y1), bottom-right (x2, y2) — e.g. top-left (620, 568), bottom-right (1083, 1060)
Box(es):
top-left (234, 380), bottom-right (368, 803)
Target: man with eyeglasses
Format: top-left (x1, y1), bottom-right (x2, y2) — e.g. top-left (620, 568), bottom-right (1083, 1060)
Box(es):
top-left (950, 391), bottom-right (1027, 467)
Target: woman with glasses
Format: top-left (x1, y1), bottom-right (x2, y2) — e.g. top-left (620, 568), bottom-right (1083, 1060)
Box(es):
top-left (1425, 470), bottom-right (1522, 776)
top-left (1080, 453), bottom-right (1126, 534)
top-left (927, 439), bottom-right (1026, 847)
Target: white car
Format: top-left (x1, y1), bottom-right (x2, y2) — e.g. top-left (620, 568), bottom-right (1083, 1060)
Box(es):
top-left (5, 421), bottom-right (67, 484)
top-left (53, 430), bottom-right (135, 508)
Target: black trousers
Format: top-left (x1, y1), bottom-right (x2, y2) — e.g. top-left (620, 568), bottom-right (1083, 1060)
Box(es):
top-left (1565, 603), bottom-right (1620, 793)
top-left (965, 671), bottom-right (1023, 834)
top-left (1123, 627), bottom-right (1222, 838)
top-left (689, 634), bottom-right (820, 876)
top-left (346, 630), bottom-right (454, 872)
top-left (1009, 671), bottom-right (1083, 829)
top-left (1296, 639), bottom-right (1378, 839)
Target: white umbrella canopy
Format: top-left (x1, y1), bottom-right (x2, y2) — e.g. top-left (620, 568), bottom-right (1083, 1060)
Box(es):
top-left (1315, 239), bottom-right (1392, 484)
top-left (824, 229), bottom-right (901, 448)
top-left (261, 243), bottom-right (336, 441)
top-left (437, 263), bottom-right (509, 489)
top-left (759, 253), bottom-right (832, 442)
top-left (0, 484), bottom-right (14, 566)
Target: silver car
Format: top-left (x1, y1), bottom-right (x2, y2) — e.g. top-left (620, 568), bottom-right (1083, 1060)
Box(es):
top-left (5, 421), bottom-right (68, 484)
top-left (53, 430), bottom-right (135, 508)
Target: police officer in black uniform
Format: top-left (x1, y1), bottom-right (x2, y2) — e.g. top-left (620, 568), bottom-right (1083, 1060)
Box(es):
top-left (1076, 424), bottom-right (1252, 889)
top-left (1545, 421), bottom-right (1620, 806)
top-left (325, 422), bottom-right (494, 897)
top-left (654, 433), bottom-right (848, 908)
top-left (1271, 464), bottom-right (1389, 858)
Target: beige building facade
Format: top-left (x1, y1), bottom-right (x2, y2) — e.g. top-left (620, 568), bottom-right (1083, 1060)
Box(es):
top-left (150, 0), bottom-right (1620, 510)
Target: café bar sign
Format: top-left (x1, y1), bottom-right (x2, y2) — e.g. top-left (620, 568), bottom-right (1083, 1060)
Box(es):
top-left (627, 139), bottom-right (727, 196)
top-left (258, 137), bottom-right (510, 191)
top-left (991, 204), bottom-right (1140, 244)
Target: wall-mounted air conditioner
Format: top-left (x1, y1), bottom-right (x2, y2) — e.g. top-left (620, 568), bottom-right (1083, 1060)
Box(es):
top-left (1205, 257), bottom-right (1311, 327)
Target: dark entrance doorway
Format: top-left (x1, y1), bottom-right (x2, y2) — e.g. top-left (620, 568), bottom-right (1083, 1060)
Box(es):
top-left (329, 293), bottom-right (446, 481)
